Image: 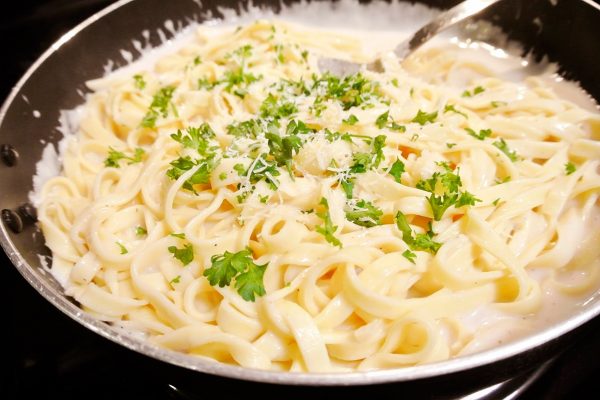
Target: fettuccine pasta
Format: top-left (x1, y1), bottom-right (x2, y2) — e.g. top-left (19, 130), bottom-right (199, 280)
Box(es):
top-left (36, 18), bottom-right (600, 372)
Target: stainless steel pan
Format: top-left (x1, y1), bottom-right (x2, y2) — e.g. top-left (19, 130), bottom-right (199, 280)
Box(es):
top-left (1, 0), bottom-right (599, 388)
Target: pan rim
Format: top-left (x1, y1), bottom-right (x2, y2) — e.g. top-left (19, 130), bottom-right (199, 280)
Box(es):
top-left (1, 0), bottom-right (600, 386)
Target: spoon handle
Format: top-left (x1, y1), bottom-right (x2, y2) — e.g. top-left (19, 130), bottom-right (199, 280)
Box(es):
top-left (394, 0), bottom-right (504, 59)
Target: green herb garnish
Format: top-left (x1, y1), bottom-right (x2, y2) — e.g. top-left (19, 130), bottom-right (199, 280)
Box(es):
top-left (104, 147), bottom-right (145, 168)
top-left (345, 199), bottom-right (383, 227)
top-left (316, 197), bottom-right (342, 247)
top-left (466, 128), bottom-right (492, 141)
top-left (492, 138), bottom-right (519, 162)
top-left (168, 243), bottom-right (194, 266)
top-left (203, 249), bottom-right (267, 301)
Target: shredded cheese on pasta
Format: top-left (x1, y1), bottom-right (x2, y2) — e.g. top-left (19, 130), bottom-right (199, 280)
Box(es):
top-left (37, 20), bottom-right (600, 372)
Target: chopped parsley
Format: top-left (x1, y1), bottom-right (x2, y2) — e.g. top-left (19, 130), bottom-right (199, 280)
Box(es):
top-left (446, 142), bottom-right (457, 149)
top-left (343, 114), bottom-right (359, 125)
top-left (198, 78), bottom-right (217, 90)
top-left (492, 138), bottom-right (519, 162)
top-left (274, 44), bottom-right (285, 63)
top-left (170, 124), bottom-right (216, 157)
top-left (491, 101), bottom-right (507, 108)
top-left (395, 211), bottom-right (441, 255)
top-left (169, 275), bottom-right (181, 285)
top-left (133, 74), bottom-right (146, 90)
top-left (235, 156), bottom-right (281, 191)
top-left (203, 249), bottom-right (267, 301)
top-left (466, 128), bottom-right (492, 141)
top-left (375, 110), bottom-right (406, 131)
top-left (104, 147), bottom-right (145, 168)
top-left (565, 162), bottom-right (576, 175)
top-left (166, 156), bottom-right (216, 193)
top-left (141, 86), bottom-right (176, 128)
top-left (462, 86), bottom-right (485, 97)
top-left (402, 249), bottom-right (417, 264)
top-left (495, 176), bottom-right (512, 185)
top-left (222, 67), bottom-right (260, 98)
top-left (388, 159), bottom-right (405, 183)
top-left (412, 110), bottom-right (438, 125)
top-left (168, 243), bottom-right (194, 266)
top-left (311, 72), bottom-right (380, 110)
top-left (135, 226), bottom-right (147, 236)
top-left (265, 121), bottom-right (307, 175)
top-left (416, 162), bottom-right (481, 220)
top-left (227, 118), bottom-right (279, 139)
top-left (116, 242), bottom-right (128, 254)
top-left (345, 199), bottom-right (383, 227)
top-left (348, 134), bottom-right (387, 173)
top-left (444, 104), bottom-right (467, 119)
top-left (340, 178), bottom-right (355, 199)
top-left (170, 232), bottom-right (186, 239)
top-left (260, 93), bottom-right (298, 119)
top-left (316, 197), bottom-right (342, 247)
top-left (376, 111), bottom-right (389, 129)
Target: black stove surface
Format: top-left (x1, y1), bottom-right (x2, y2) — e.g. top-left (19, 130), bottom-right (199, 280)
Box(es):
top-left (2, 1), bottom-right (600, 399)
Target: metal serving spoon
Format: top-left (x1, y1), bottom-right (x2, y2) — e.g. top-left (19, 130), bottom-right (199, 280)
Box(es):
top-left (318, 0), bottom-right (504, 76)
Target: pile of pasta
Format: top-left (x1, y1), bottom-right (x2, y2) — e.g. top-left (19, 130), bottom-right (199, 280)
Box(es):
top-left (38, 20), bottom-right (600, 372)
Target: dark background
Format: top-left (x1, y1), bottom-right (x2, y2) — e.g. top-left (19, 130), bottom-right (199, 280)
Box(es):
top-left (1, 1), bottom-right (600, 399)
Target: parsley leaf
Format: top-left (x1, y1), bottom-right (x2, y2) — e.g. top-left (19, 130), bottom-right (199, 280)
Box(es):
top-left (376, 111), bottom-right (389, 129)
top-left (372, 135), bottom-right (387, 167)
top-left (395, 211), bottom-right (441, 254)
top-left (222, 67), bottom-right (259, 98)
top-left (402, 249), bottom-right (417, 264)
top-left (492, 138), bottom-right (519, 162)
top-left (236, 156), bottom-right (281, 191)
top-left (375, 110), bottom-right (405, 131)
top-left (203, 249), bottom-right (267, 302)
top-left (135, 226), bottom-right (147, 236)
top-left (316, 197), bottom-right (342, 247)
top-left (133, 74), bottom-right (146, 90)
top-left (389, 159), bottom-right (405, 183)
top-left (466, 128), bottom-right (492, 141)
top-left (340, 178), bottom-right (355, 199)
top-left (412, 109), bottom-right (438, 125)
top-left (266, 129), bottom-right (303, 176)
top-left (345, 199), bottom-right (383, 227)
top-left (170, 275), bottom-right (181, 285)
top-left (104, 147), bottom-right (145, 168)
top-left (168, 243), bottom-right (194, 266)
top-left (141, 86), bottom-right (176, 128)
top-left (444, 104), bottom-right (467, 118)
top-left (166, 156), bottom-right (216, 193)
top-left (565, 162), bottom-right (576, 175)
top-left (235, 262), bottom-right (267, 301)
top-left (260, 93), bottom-right (298, 119)
top-left (416, 163), bottom-right (481, 220)
top-left (343, 114), bottom-right (359, 125)
top-left (462, 86), bottom-right (485, 97)
top-left (311, 72), bottom-right (380, 110)
top-left (198, 78), bottom-right (217, 90)
top-left (227, 118), bottom-right (279, 139)
top-left (170, 124), bottom-right (216, 156)
top-left (116, 242), bottom-right (128, 254)
top-left (456, 191), bottom-right (481, 208)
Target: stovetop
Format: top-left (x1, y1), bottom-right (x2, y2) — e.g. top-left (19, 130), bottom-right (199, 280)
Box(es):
top-left (1, 1), bottom-right (600, 399)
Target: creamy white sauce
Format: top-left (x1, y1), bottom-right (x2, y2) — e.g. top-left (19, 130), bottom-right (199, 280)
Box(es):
top-left (30, 0), bottom-right (600, 353)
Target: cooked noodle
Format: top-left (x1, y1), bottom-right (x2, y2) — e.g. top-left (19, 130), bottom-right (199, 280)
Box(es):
top-left (37, 19), bottom-right (600, 372)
